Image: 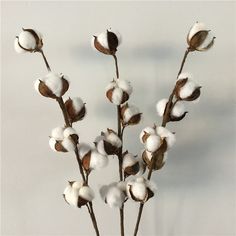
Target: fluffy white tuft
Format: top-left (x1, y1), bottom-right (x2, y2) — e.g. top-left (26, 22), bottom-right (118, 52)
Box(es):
top-left (18, 30), bottom-right (37, 50)
top-left (145, 134), bottom-right (161, 153)
top-left (106, 131), bottom-right (122, 148)
top-left (123, 105), bottom-right (140, 123)
top-left (72, 181), bottom-right (83, 190)
top-left (156, 98), bottom-right (168, 117)
top-left (71, 97), bottom-right (84, 113)
top-left (188, 22), bottom-right (206, 41)
top-left (117, 79), bottom-right (133, 95)
top-left (51, 127), bottom-right (64, 140)
top-left (63, 184), bottom-right (79, 206)
top-left (111, 87), bottom-right (123, 105)
top-left (90, 150), bottom-right (108, 170)
top-left (14, 38), bottom-right (26, 53)
top-left (122, 153), bottom-right (137, 169)
top-left (44, 72), bottom-right (64, 97)
top-left (61, 137), bottom-right (75, 151)
top-left (79, 186), bottom-right (95, 202)
top-left (177, 72), bottom-right (192, 81)
top-left (127, 178), bottom-right (147, 201)
top-left (63, 127), bottom-right (77, 138)
top-left (171, 101), bottom-right (186, 117)
top-left (105, 81), bottom-right (117, 92)
top-left (156, 126), bottom-right (176, 149)
top-left (34, 79), bottom-right (41, 94)
top-left (96, 138), bottom-right (107, 156)
top-left (143, 150), bottom-right (153, 161)
top-left (49, 138), bottom-right (57, 152)
top-left (78, 143), bottom-right (91, 158)
top-left (97, 31), bottom-right (109, 49)
top-left (139, 126), bottom-right (156, 144)
top-left (105, 185), bottom-right (125, 208)
top-left (179, 79), bottom-right (199, 99)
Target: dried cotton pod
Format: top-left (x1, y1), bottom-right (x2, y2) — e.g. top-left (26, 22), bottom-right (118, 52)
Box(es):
top-left (122, 151), bottom-right (140, 177)
top-left (120, 103), bottom-right (142, 126)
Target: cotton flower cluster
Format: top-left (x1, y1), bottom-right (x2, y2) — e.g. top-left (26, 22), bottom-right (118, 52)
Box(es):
top-left (187, 22), bottom-right (215, 51)
top-left (100, 182), bottom-right (126, 208)
top-left (106, 79), bottom-right (133, 105)
top-left (126, 177), bottom-right (156, 203)
top-left (140, 125), bottom-right (175, 170)
top-left (92, 29), bottom-right (121, 55)
top-left (122, 151), bottom-right (145, 177)
top-left (49, 127), bottom-right (78, 152)
top-left (63, 181), bottom-right (94, 208)
top-left (65, 97), bottom-right (86, 123)
top-left (34, 72), bottom-right (69, 99)
top-left (78, 143), bottom-right (108, 171)
top-left (15, 28), bottom-right (43, 53)
top-left (94, 129), bottom-right (122, 155)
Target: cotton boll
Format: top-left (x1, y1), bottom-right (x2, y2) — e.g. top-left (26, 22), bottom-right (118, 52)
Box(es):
top-left (128, 178), bottom-right (147, 201)
top-left (179, 80), bottom-right (198, 99)
top-left (78, 143), bottom-right (91, 158)
top-left (111, 87), bottom-right (123, 105)
top-left (44, 72), bottom-right (63, 97)
top-left (18, 30), bottom-right (37, 50)
top-left (14, 38), bottom-right (26, 53)
top-left (139, 127), bottom-right (156, 144)
top-left (171, 101), bottom-right (186, 117)
top-left (187, 22), bottom-right (206, 42)
top-left (117, 79), bottom-right (133, 95)
top-left (61, 137), bottom-right (76, 152)
top-left (97, 31), bottom-right (109, 49)
top-left (156, 126), bottom-right (176, 149)
top-left (105, 131), bottom-right (122, 148)
top-left (51, 127), bottom-right (64, 140)
top-left (63, 127), bottom-right (77, 138)
top-left (79, 186), bottom-right (95, 202)
top-left (105, 186), bottom-right (125, 208)
top-left (63, 184), bottom-right (79, 206)
top-left (145, 134), bottom-right (161, 153)
top-left (90, 150), bottom-right (108, 170)
top-left (72, 181), bottom-right (83, 190)
top-left (122, 105), bottom-right (141, 125)
top-left (71, 97), bottom-right (84, 113)
top-left (122, 153), bottom-right (137, 169)
top-left (156, 98), bottom-right (168, 117)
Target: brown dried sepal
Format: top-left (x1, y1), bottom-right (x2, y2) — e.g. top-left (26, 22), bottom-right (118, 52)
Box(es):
top-left (77, 196), bottom-right (89, 208)
top-left (106, 88), bottom-right (129, 104)
top-left (124, 162), bottom-right (140, 178)
top-left (120, 103), bottom-right (142, 126)
top-left (65, 98), bottom-right (86, 123)
top-left (55, 141), bottom-right (68, 152)
top-left (82, 150), bottom-right (91, 171)
top-left (60, 76), bottom-right (69, 97)
top-left (187, 30), bottom-right (209, 50)
top-left (38, 80), bottom-right (57, 99)
top-left (70, 134), bottom-right (79, 144)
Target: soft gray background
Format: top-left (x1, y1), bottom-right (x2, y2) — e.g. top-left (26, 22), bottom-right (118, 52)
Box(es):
top-left (1, 1), bottom-right (236, 236)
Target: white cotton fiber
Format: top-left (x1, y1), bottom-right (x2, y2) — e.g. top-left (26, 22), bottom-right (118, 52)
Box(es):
top-left (51, 126), bottom-right (64, 140)
top-left (179, 80), bottom-right (198, 99)
top-left (177, 72), bottom-right (192, 80)
top-left (139, 127), bottom-right (156, 144)
top-left (156, 126), bottom-right (176, 149)
top-left (106, 132), bottom-right (122, 148)
top-left (18, 31), bottom-right (37, 50)
top-left (145, 134), bottom-right (161, 153)
top-left (188, 22), bottom-right (206, 41)
top-left (122, 153), bottom-right (137, 169)
top-left (171, 101), bottom-right (186, 117)
top-left (105, 81), bottom-right (117, 92)
top-left (78, 143), bottom-right (91, 158)
top-left (44, 72), bottom-right (63, 97)
top-left (130, 180), bottom-right (147, 201)
top-left (156, 98), bottom-right (168, 117)
top-left (123, 105), bottom-right (140, 123)
top-left (63, 127), bottom-right (77, 138)
top-left (61, 137), bottom-right (75, 152)
top-left (63, 184), bottom-right (79, 207)
top-left (79, 186), bottom-right (94, 202)
top-left (117, 79), bottom-right (133, 95)
top-left (71, 97), bottom-right (84, 113)
top-left (105, 186), bottom-right (125, 208)
top-left (49, 138), bottom-right (57, 152)
top-left (96, 139), bottom-right (107, 156)
top-left (90, 150), bottom-right (108, 170)
top-left (34, 79), bottom-right (41, 94)
top-left (14, 38), bottom-right (26, 53)
top-left (97, 32), bottom-right (109, 49)
top-left (111, 87), bottom-right (123, 105)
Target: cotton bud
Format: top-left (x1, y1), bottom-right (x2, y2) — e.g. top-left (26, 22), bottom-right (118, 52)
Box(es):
top-left (126, 177), bottom-right (155, 203)
top-left (170, 101), bottom-right (188, 121)
top-left (120, 103), bottom-right (142, 126)
top-left (49, 127), bottom-right (78, 152)
top-left (95, 129), bottom-right (122, 155)
top-left (142, 150), bottom-right (168, 170)
top-left (106, 79), bottom-right (132, 105)
top-left (156, 98), bottom-right (168, 117)
top-left (15, 28), bottom-right (43, 53)
top-left (175, 73), bottom-right (201, 101)
top-left (100, 182), bottom-right (126, 208)
top-left (65, 97), bottom-right (86, 123)
top-left (139, 126), bottom-right (156, 144)
top-left (187, 22), bottom-right (215, 51)
top-left (63, 181), bottom-right (94, 208)
top-left (122, 151), bottom-right (140, 177)
top-left (34, 72), bottom-right (69, 99)
top-left (82, 149), bottom-right (108, 171)
top-left (92, 29), bottom-right (121, 55)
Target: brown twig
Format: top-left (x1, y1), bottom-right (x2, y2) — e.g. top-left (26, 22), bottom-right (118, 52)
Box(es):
top-left (38, 50), bottom-right (100, 236)
top-left (133, 47), bottom-right (191, 236)
top-left (113, 54), bottom-right (125, 236)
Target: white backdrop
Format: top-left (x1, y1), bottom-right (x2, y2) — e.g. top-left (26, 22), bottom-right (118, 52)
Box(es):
top-left (1, 1), bottom-right (236, 236)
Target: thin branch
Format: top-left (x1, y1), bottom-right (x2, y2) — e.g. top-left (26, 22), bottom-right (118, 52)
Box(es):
top-left (38, 50), bottom-right (100, 236)
top-left (133, 47), bottom-right (191, 236)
